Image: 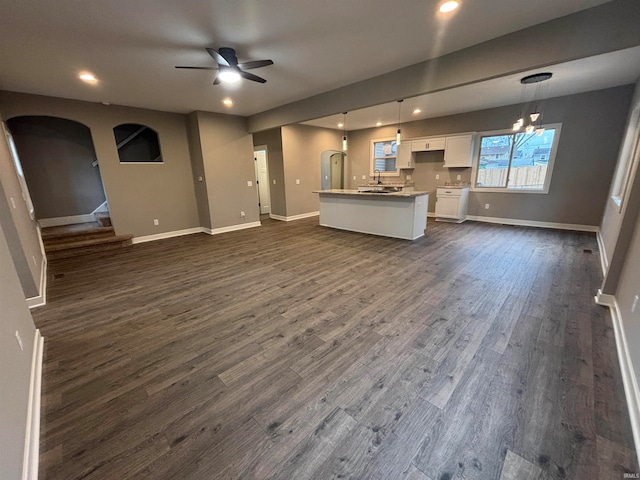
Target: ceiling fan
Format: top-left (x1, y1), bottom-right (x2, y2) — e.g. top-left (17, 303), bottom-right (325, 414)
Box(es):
top-left (175, 47), bottom-right (273, 85)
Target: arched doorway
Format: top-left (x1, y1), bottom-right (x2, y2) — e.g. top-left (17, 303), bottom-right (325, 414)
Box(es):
top-left (320, 150), bottom-right (346, 190)
top-left (6, 116), bottom-right (107, 226)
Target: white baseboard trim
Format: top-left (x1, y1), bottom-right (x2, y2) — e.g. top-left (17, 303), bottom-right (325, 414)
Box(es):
top-left (38, 214), bottom-right (96, 228)
top-left (466, 215), bottom-right (599, 232)
top-left (203, 222), bottom-right (261, 236)
top-left (269, 211), bottom-right (319, 222)
top-left (26, 255), bottom-right (47, 309)
top-left (132, 227), bottom-right (203, 244)
top-left (595, 290), bottom-right (640, 461)
top-left (22, 329), bottom-right (43, 480)
top-left (596, 230), bottom-right (609, 276)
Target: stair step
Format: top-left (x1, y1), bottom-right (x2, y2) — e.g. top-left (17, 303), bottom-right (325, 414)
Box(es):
top-left (45, 235), bottom-right (133, 260)
top-left (42, 226), bottom-right (116, 244)
top-left (94, 212), bottom-right (112, 227)
top-left (45, 234), bottom-right (133, 252)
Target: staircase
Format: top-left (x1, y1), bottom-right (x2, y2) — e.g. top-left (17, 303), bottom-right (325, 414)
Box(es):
top-left (41, 214), bottom-right (133, 260)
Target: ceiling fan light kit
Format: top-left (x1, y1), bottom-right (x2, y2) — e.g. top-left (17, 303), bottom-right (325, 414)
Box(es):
top-left (176, 47), bottom-right (273, 85)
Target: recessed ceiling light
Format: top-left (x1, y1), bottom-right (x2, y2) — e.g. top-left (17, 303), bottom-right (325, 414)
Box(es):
top-left (79, 72), bottom-right (98, 84)
top-left (338, 122), bottom-right (344, 128)
top-left (439, 1), bottom-right (459, 13)
top-left (376, 122), bottom-right (382, 127)
top-left (413, 108), bottom-right (422, 114)
top-left (219, 69), bottom-right (241, 83)
top-left (222, 98), bottom-right (233, 107)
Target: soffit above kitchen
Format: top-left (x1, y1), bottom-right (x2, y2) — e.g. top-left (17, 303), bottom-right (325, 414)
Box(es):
top-left (0, 0), bottom-right (614, 118)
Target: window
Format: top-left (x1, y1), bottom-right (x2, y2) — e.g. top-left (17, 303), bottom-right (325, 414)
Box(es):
top-left (113, 124), bottom-right (162, 163)
top-left (473, 124), bottom-right (561, 193)
top-left (371, 139), bottom-right (398, 175)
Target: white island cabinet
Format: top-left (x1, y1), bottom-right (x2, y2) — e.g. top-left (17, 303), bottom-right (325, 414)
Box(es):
top-left (314, 190), bottom-right (429, 240)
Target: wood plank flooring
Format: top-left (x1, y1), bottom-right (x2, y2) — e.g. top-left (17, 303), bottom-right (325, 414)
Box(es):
top-left (32, 217), bottom-right (638, 479)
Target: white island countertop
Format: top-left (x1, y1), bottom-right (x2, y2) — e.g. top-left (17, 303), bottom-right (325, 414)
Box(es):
top-left (314, 189), bottom-right (429, 240)
top-left (313, 189), bottom-right (429, 197)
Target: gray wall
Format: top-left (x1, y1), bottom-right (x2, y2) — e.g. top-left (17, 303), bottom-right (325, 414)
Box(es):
top-left (248, 0), bottom-right (640, 132)
top-left (345, 86), bottom-right (633, 226)
top-left (0, 117), bottom-right (43, 298)
top-left (186, 112), bottom-right (212, 229)
top-left (613, 207), bottom-right (640, 401)
top-left (7, 116), bottom-right (106, 219)
top-left (281, 124), bottom-right (342, 217)
top-left (192, 111), bottom-right (260, 229)
top-left (0, 91), bottom-right (199, 238)
top-left (0, 219), bottom-right (37, 480)
top-left (253, 128), bottom-right (286, 217)
top-left (600, 77), bottom-right (640, 274)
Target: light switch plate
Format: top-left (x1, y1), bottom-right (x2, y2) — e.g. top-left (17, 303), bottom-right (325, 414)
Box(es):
top-left (296, 179), bottom-right (300, 185)
top-left (362, 175), bottom-right (366, 179)
top-left (436, 174), bottom-right (440, 180)
top-left (247, 180), bottom-right (253, 187)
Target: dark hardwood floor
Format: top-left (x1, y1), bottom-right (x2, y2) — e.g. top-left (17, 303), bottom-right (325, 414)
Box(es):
top-left (33, 217), bottom-right (638, 479)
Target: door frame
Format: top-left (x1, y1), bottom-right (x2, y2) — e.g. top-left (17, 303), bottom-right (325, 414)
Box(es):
top-left (254, 145), bottom-right (271, 215)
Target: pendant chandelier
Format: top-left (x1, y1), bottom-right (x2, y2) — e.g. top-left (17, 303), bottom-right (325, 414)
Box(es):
top-left (342, 112), bottom-right (348, 151)
top-left (512, 72), bottom-right (552, 136)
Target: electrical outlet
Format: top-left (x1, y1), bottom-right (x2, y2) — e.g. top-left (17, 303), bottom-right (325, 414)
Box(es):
top-left (296, 179), bottom-right (300, 185)
top-left (247, 180), bottom-right (253, 187)
top-left (153, 219), bottom-right (159, 225)
top-left (436, 174), bottom-right (440, 180)
top-left (353, 176), bottom-right (356, 181)
top-left (273, 179), bottom-right (276, 185)
top-left (362, 175), bottom-right (366, 180)
top-left (485, 204), bottom-right (490, 209)
top-left (632, 295), bottom-right (639, 313)
top-left (457, 175), bottom-right (461, 180)
top-left (15, 331), bottom-right (23, 351)
top-left (325, 175), bottom-right (328, 180)
top-left (240, 211), bottom-right (245, 217)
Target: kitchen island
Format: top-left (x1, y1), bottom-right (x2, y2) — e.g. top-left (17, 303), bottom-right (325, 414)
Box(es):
top-left (314, 189), bottom-right (429, 240)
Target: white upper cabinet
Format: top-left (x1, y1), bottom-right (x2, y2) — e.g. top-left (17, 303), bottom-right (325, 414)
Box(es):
top-left (411, 137), bottom-right (445, 152)
top-left (397, 142), bottom-right (414, 169)
top-left (443, 134), bottom-right (475, 168)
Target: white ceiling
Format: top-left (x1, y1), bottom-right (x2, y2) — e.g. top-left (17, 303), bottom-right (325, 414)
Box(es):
top-left (0, 0), bottom-right (614, 117)
top-left (302, 46), bottom-right (640, 131)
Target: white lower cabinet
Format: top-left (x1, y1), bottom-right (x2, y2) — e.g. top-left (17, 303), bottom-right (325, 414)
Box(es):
top-left (435, 187), bottom-right (469, 223)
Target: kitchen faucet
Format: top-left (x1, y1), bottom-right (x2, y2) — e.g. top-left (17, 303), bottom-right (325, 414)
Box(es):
top-left (374, 169), bottom-right (382, 185)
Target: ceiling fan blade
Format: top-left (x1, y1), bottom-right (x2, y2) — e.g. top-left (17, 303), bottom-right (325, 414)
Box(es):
top-left (236, 59), bottom-right (274, 70)
top-left (175, 66), bottom-right (219, 70)
top-left (213, 75), bottom-right (221, 85)
top-left (239, 71), bottom-right (267, 83)
top-left (217, 47), bottom-right (239, 66)
top-left (206, 48), bottom-right (230, 67)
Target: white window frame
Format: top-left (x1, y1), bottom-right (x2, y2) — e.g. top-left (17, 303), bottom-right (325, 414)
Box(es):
top-left (611, 106), bottom-right (640, 211)
top-left (370, 137), bottom-right (400, 177)
top-left (470, 122), bottom-right (562, 194)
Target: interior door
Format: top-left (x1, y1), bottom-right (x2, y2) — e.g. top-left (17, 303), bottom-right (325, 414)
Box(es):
top-left (254, 149), bottom-right (270, 214)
